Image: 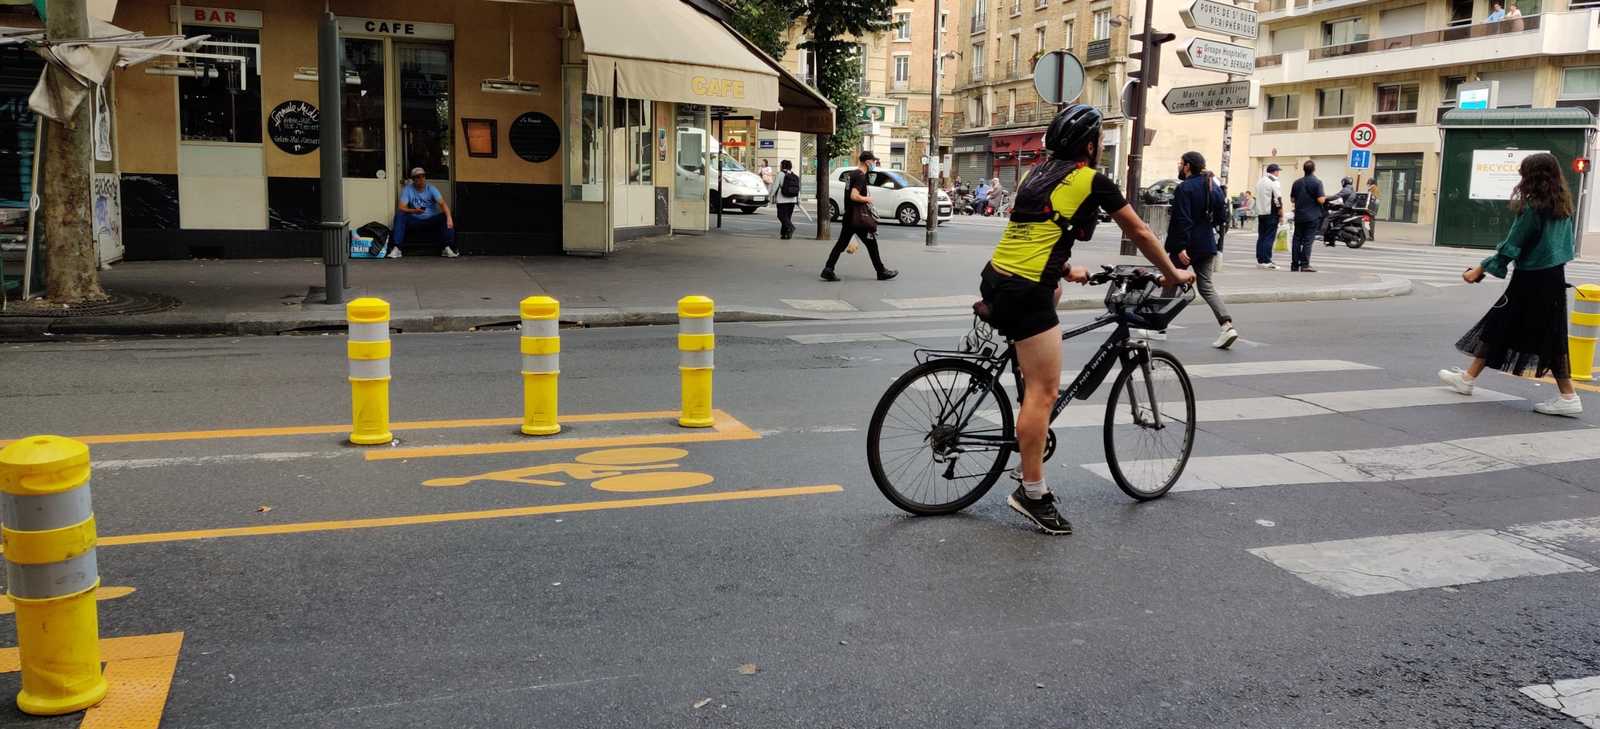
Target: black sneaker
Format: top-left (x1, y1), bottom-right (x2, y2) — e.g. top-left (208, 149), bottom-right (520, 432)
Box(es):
top-left (820, 269), bottom-right (840, 282)
top-left (877, 269), bottom-right (899, 281)
top-left (1007, 485), bottom-right (1072, 535)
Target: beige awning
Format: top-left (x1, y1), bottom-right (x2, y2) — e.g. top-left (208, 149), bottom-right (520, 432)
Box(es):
top-left (574, 0), bottom-right (781, 111)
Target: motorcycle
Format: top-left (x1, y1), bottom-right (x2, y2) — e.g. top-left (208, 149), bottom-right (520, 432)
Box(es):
top-left (1321, 197), bottom-right (1369, 249)
top-left (952, 192), bottom-right (977, 216)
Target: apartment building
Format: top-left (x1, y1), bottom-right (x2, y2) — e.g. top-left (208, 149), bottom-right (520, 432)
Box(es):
top-left (885, 0), bottom-right (962, 181)
top-left (1250, 0), bottom-right (1600, 233)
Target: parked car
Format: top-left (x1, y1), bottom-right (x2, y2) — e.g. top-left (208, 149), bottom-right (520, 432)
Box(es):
top-left (710, 154), bottom-right (769, 214)
top-left (1140, 178), bottom-right (1179, 205)
top-left (827, 168), bottom-right (952, 226)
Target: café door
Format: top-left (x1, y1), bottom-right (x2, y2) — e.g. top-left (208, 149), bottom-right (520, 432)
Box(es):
top-left (340, 36), bottom-right (454, 231)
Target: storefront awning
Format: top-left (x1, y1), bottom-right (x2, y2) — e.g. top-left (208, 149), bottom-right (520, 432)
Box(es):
top-left (575, 0), bottom-right (780, 111)
top-left (572, 0), bottom-right (835, 135)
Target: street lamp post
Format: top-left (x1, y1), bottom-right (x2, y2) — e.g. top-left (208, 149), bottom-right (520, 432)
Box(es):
top-left (926, 0), bottom-right (942, 246)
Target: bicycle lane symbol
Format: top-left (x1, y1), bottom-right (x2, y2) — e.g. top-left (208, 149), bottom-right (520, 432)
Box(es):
top-left (421, 447), bottom-right (716, 493)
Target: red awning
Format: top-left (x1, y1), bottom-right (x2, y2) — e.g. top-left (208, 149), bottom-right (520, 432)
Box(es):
top-left (990, 131), bottom-right (1045, 153)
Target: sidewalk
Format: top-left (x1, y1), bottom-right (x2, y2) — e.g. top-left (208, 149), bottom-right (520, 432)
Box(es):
top-left (0, 230), bottom-right (1410, 338)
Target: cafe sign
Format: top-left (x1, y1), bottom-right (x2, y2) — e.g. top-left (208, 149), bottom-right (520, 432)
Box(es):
top-left (338, 17), bottom-right (455, 40)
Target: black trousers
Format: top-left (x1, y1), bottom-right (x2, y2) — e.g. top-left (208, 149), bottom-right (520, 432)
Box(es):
top-left (824, 223), bottom-right (887, 273)
top-left (1291, 219), bottom-right (1319, 270)
top-left (776, 203), bottom-right (795, 238)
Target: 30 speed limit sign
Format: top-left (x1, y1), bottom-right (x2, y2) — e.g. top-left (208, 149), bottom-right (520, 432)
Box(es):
top-left (1350, 122), bottom-right (1377, 149)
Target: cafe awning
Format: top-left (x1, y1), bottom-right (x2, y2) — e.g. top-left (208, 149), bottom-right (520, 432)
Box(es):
top-left (572, 0), bottom-right (835, 134)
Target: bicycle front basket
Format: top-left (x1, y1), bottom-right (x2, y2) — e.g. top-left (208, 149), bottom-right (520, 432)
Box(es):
top-left (1108, 279), bottom-right (1195, 330)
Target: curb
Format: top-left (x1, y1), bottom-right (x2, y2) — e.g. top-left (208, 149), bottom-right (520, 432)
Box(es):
top-left (0, 278), bottom-right (1411, 341)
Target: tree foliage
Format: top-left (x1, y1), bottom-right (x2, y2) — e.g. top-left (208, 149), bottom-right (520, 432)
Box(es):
top-left (727, 0), bottom-right (898, 159)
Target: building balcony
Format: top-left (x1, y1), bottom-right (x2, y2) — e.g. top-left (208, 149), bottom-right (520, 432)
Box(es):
top-left (1086, 38), bottom-right (1111, 63)
top-left (1255, 10), bottom-right (1600, 86)
top-left (892, 79), bottom-right (911, 92)
top-left (1260, 0), bottom-right (1371, 24)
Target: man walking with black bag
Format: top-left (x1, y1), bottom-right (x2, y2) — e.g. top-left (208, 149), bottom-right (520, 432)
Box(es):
top-left (821, 150), bottom-right (898, 282)
top-left (771, 160), bottom-right (801, 239)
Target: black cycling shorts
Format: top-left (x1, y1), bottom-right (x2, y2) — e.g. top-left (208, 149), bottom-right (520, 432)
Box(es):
top-left (979, 263), bottom-right (1059, 342)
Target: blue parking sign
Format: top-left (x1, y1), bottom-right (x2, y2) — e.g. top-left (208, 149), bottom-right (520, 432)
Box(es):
top-left (1348, 148), bottom-right (1373, 170)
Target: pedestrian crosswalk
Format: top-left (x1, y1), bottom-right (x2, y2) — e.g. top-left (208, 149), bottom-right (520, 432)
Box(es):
top-left (1229, 242), bottom-right (1600, 288)
top-left (1522, 675), bottom-right (1600, 727)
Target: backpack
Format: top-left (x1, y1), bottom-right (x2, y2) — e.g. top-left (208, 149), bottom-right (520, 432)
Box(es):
top-left (1007, 158), bottom-right (1097, 238)
top-left (780, 171), bottom-right (801, 197)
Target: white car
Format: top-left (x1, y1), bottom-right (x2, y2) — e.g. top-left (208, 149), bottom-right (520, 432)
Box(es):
top-left (710, 154), bottom-right (769, 214)
top-left (827, 168), bottom-right (952, 226)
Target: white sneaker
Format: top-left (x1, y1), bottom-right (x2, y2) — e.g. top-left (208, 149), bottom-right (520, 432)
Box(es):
top-left (386, 246), bottom-right (402, 259)
top-left (1213, 326), bottom-right (1239, 350)
top-left (442, 246), bottom-right (459, 258)
top-left (1534, 395), bottom-right (1583, 417)
top-left (1257, 262), bottom-right (1278, 270)
top-left (1438, 368), bottom-right (1474, 395)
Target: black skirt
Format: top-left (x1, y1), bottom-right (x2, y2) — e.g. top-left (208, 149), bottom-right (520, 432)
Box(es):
top-left (1455, 264), bottom-right (1570, 379)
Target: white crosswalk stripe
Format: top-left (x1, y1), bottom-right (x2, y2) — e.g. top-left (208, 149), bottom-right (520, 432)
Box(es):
top-left (987, 385), bottom-right (1520, 428)
top-left (788, 328), bottom-right (971, 344)
top-left (1231, 243), bottom-right (1600, 285)
top-left (1521, 675), bottom-right (1600, 727)
top-left (781, 298), bottom-right (858, 312)
top-left (909, 358), bottom-right (1376, 393)
top-left (1248, 516), bottom-right (1600, 597)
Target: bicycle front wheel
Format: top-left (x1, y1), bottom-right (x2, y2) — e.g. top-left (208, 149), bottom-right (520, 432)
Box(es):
top-left (868, 359), bottom-right (1015, 515)
top-left (1102, 349), bottom-right (1195, 501)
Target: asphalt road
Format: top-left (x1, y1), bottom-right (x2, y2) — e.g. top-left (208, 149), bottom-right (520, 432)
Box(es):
top-left (1, 282), bottom-right (1598, 728)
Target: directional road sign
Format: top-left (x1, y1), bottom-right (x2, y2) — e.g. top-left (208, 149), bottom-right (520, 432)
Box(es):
top-left (1348, 148), bottom-right (1373, 171)
top-left (1350, 122), bottom-right (1377, 148)
top-left (1162, 79), bottom-right (1255, 114)
top-left (1033, 50), bottom-right (1086, 105)
top-left (1180, 0), bottom-right (1259, 40)
top-left (1177, 37), bottom-right (1256, 76)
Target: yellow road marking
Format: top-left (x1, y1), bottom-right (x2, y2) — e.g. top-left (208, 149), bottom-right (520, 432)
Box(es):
top-left (366, 410), bottom-right (760, 461)
top-left (93, 485), bottom-right (842, 548)
top-left (0, 586), bottom-right (135, 616)
top-left (0, 632), bottom-right (184, 729)
top-left (0, 410), bottom-right (681, 448)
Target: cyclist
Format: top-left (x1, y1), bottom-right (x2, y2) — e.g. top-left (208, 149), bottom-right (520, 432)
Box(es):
top-left (979, 103), bottom-right (1194, 535)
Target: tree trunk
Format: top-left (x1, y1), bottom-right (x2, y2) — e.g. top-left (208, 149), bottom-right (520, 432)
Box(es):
top-left (41, 0), bottom-right (106, 304)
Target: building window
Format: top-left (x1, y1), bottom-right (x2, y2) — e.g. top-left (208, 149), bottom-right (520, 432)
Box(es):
top-left (1010, 32), bottom-right (1021, 74)
top-left (342, 38), bottom-right (385, 178)
top-left (614, 98), bottom-right (653, 184)
top-left (1093, 10), bottom-right (1112, 40)
top-left (854, 43), bottom-right (870, 93)
top-left (972, 0), bottom-right (988, 32)
top-left (1374, 83), bottom-right (1419, 125)
top-left (178, 27), bottom-right (261, 143)
top-left (1264, 93), bottom-right (1299, 131)
top-left (1558, 66), bottom-right (1600, 114)
top-left (1064, 19), bottom-right (1075, 51)
top-left (972, 42), bottom-right (986, 79)
top-left (1007, 89), bottom-right (1017, 122)
top-left (1036, 27), bottom-right (1048, 54)
top-left (1321, 17), bottom-right (1365, 46)
top-left (894, 54), bottom-right (911, 88)
top-left (1448, 0), bottom-right (1473, 26)
top-left (1011, 0), bottom-right (1023, 16)
top-left (895, 12), bottom-right (912, 41)
top-left (1093, 76), bottom-right (1109, 110)
top-left (1037, 0), bottom-right (1049, 8)
top-left (1315, 87), bottom-right (1354, 128)
top-left (940, 12), bottom-right (949, 32)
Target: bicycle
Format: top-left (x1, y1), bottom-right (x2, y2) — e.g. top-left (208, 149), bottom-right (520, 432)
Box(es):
top-left (866, 266), bottom-right (1198, 515)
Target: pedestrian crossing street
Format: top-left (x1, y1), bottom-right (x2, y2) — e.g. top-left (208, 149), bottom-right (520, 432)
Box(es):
top-left (1227, 242), bottom-right (1600, 288)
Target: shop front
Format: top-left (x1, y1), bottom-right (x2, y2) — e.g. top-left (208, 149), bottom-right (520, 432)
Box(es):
top-left (990, 130), bottom-right (1044, 190)
top-left (953, 132), bottom-right (990, 187)
top-left (107, 0), bottom-right (830, 261)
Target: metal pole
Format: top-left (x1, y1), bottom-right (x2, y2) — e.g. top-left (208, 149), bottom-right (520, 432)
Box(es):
top-left (816, 133), bottom-right (831, 240)
top-left (716, 115), bottom-right (724, 229)
top-left (1121, 0), bottom-right (1156, 256)
top-left (20, 118), bottom-right (42, 300)
top-left (926, 0), bottom-right (942, 246)
top-left (318, 11), bottom-right (347, 304)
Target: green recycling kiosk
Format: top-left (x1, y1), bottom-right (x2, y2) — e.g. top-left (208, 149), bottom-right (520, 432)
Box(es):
top-left (1435, 108), bottom-right (1595, 250)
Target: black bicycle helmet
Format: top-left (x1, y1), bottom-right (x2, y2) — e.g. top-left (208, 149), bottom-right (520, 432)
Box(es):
top-left (1045, 103), bottom-right (1103, 162)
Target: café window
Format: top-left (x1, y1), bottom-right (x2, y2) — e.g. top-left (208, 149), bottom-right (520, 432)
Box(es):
top-left (342, 38), bottom-right (386, 179)
top-left (178, 27), bottom-right (261, 143)
top-left (614, 98), bottom-right (653, 185)
top-left (1374, 83), bottom-right (1419, 125)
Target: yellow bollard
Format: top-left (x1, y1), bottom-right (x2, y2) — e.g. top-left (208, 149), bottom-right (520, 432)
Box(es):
top-left (521, 296), bottom-right (562, 436)
top-left (1572, 284), bottom-right (1600, 382)
top-left (0, 436), bottom-right (108, 716)
top-left (678, 295), bottom-right (716, 428)
top-left (347, 297), bottom-right (394, 445)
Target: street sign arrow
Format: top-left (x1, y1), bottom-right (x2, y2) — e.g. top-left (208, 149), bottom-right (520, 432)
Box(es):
top-left (1180, 0), bottom-right (1259, 40)
top-left (1161, 80), bottom-right (1256, 114)
top-left (1177, 37), bottom-right (1256, 76)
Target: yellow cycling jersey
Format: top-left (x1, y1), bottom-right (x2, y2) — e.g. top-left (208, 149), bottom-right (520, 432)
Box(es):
top-left (990, 166), bottom-right (1127, 286)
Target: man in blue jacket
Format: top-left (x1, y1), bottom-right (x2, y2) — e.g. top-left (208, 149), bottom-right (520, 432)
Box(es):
top-left (1165, 151), bottom-right (1239, 349)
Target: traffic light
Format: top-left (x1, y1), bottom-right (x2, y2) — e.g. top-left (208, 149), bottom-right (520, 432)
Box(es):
top-left (1129, 31), bottom-right (1177, 89)
top-left (1574, 157), bottom-right (1591, 174)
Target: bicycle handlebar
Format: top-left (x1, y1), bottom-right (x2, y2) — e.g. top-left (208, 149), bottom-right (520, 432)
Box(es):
top-left (1087, 265), bottom-right (1192, 291)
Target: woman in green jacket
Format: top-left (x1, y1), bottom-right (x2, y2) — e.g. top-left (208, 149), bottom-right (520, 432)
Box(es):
top-left (1440, 152), bottom-right (1582, 416)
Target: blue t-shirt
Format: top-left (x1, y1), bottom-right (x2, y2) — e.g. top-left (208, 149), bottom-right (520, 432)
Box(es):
top-left (401, 184), bottom-right (444, 219)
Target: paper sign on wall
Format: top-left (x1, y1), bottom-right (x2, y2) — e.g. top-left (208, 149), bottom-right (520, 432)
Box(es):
top-left (1469, 149), bottom-right (1546, 200)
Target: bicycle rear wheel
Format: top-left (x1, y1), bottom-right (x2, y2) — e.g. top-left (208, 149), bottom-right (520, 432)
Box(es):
top-left (1102, 349), bottom-right (1195, 501)
top-left (868, 359), bottom-right (1015, 515)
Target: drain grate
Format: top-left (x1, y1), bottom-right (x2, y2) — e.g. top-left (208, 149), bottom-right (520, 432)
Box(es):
top-left (0, 291), bottom-right (182, 318)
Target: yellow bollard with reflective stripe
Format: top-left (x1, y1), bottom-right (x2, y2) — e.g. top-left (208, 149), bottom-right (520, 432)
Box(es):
top-left (0, 436), bottom-right (108, 716)
top-left (521, 296), bottom-right (562, 436)
top-left (1572, 284), bottom-right (1600, 382)
top-left (347, 297), bottom-right (394, 445)
top-left (678, 295), bottom-right (716, 428)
